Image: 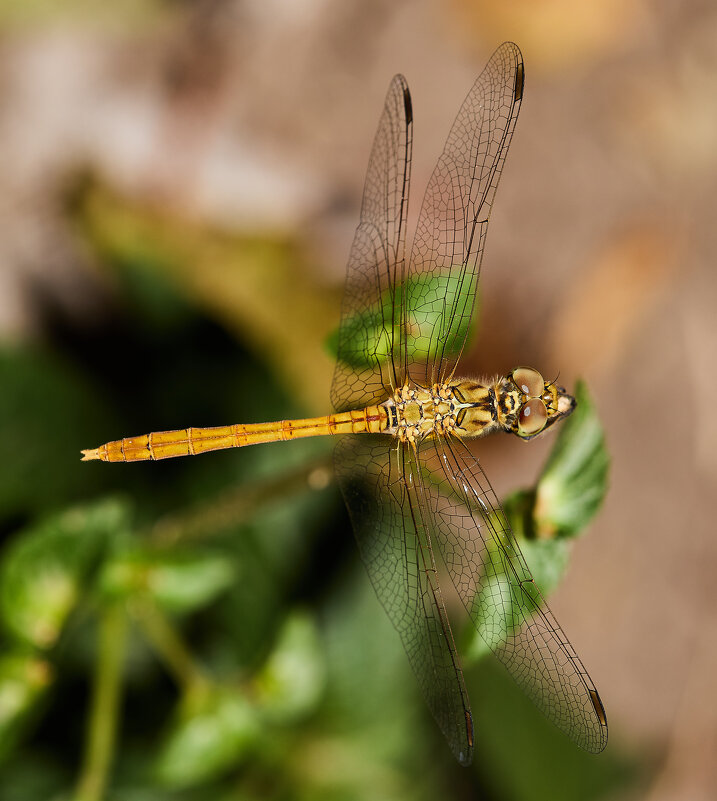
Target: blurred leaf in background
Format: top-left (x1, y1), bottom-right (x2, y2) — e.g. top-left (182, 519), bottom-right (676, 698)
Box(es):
top-left (470, 656), bottom-right (637, 801)
top-left (534, 381), bottom-right (610, 540)
top-left (72, 176), bottom-right (338, 414)
top-left (154, 686), bottom-right (261, 788)
top-left (0, 349), bottom-right (119, 518)
top-left (0, 653), bottom-right (52, 764)
top-left (1, 500), bottom-right (129, 650)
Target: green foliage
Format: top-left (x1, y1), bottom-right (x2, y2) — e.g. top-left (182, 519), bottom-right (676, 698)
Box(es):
top-left (154, 613), bottom-right (325, 789)
top-left (0, 653), bottom-right (52, 762)
top-left (99, 547), bottom-right (236, 615)
top-left (470, 658), bottom-right (636, 801)
top-left (534, 380), bottom-right (610, 538)
top-left (326, 274), bottom-right (476, 367)
top-left (518, 537), bottom-right (572, 597)
top-left (0, 348), bottom-right (118, 518)
top-left (464, 380), bottom-right (609, 661)
top-left (154, 688), bottom-right (260, 788)
top-left (73, 176), bottom-right (336, 411)
top-left (0, 499), bottom-right (129, 649)
top-left (253, 612), bottom-right (325, 724)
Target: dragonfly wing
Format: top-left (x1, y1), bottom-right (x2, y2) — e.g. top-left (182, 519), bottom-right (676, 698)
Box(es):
top-left (334, 435), bottom-right (474, 765)
top-left (331, 75), bottom-right (413, 412)
top-left (416, 436), bottom-right (608, 753)
top-left (405, 42), bottom-right (523, 386)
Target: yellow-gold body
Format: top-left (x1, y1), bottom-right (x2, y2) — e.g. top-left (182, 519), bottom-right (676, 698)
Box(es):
top-left (81, 369), bottom-right (575, 463)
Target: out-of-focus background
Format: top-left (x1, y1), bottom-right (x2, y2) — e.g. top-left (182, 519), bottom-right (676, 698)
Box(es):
top-left (0, 0), bottom-right (714, 799)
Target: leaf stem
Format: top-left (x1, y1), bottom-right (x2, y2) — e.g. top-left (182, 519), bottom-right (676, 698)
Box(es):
top-left (150, 452), bottom-right (334, 547)
top-left (131, 594), bottom-right (208, 695)
top-left (74, 603), bottom-right (127, 801)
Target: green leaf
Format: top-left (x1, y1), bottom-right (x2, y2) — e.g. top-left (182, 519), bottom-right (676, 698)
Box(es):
top-left (501, 488), bottom-right (534, 541)
top-left (534, 380), bottom-right (609, 539)
top-left (326, 273), bottom-right (477, 368)
top-left (154, 688), bottom-right (259, 788)
top-left (253, 611), bottom-right (325, 723)
top-left (463, 572), bottom-right (518, 661)
top-left (0, 347), bottom-right (117, 518)
top-left (518, 538), bottom-right (571, 597)
top-left (100, 548), bottom-right (235, 615)
top-left (471, 657), bottom-right (639, 801)
top-left (464, 381), bottom-right (607, 662)
top-left (0, 652), bottom-right (53, 763)
top-left (501, 490), bottom-right (572, 594)
top-left (0, 754), bottom-right (68, 801)
top-left (321, 568), bottom-right (442, 785)
top-left (0, 498), bottom-right (131, 649)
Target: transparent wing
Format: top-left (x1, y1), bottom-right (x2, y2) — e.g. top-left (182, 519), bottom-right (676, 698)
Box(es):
top-left (330, 75), bottom-right (412, 412)
top-left (334, 435), bottom-right (474, 765)
top-left (415, 435), bottom-right (608, 753)
top-left (404, 42), bottom-right (523, 386)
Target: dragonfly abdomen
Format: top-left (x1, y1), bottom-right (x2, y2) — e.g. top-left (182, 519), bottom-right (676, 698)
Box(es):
top-left (81, 406), bottom-right (388, 462)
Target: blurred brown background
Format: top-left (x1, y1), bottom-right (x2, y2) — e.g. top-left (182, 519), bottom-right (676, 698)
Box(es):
top-left (0, 0), bottom-right (715, 799)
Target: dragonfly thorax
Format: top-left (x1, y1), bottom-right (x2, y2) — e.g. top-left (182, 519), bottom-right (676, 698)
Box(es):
top-left (383, 380), bottom-right (500, 443)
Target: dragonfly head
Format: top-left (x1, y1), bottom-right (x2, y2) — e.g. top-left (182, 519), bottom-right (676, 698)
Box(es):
top-left (500, 367), bottom-right (576, 441)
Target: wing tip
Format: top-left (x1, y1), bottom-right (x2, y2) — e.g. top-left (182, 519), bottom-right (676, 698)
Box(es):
top-left (493, 41), bottom-right (525, 102)
top-left (587, 688), bottom-right (609, 752)
top-left (390, 74), bottom-right (412, 126)
top-left (402, 84), bottom-right (413, 125)
top-left (589, 688), bottom-right (608, 727)
top-left (514, 61), bottom-right (525, 102)
top-left (457, 708), bottom-right (475, 766)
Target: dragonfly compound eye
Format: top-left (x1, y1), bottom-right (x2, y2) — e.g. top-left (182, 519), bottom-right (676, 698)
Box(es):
top-left (518, 398), bottom-right (548, 437)
top-left (512, 367), bottom-right (544, 398)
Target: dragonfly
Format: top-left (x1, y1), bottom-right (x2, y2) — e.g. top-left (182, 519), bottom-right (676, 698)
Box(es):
top-left (82, 42), bottom-right (607, 765)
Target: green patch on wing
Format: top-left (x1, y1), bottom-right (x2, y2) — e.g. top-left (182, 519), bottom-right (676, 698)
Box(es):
top-left (326, 273), bottom-right (477, 368)
top-left (463, 380), bottom-right (609, 662)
